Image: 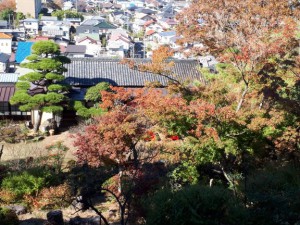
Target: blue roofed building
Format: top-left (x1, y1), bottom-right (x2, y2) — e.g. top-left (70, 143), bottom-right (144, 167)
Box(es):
top-left (15, 42), bottom-right (34, 64)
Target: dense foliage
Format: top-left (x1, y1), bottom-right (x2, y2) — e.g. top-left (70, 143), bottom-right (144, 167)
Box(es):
top-left (1, 0), bottom-right (300, 224)
top-left (10, 41), bottom-right (71, 132)
top-left (72, 1), bottom-right (300, 224)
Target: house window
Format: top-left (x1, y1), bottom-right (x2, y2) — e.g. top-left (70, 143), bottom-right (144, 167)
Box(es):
top-left (84, 29), bottom-right (89, 33)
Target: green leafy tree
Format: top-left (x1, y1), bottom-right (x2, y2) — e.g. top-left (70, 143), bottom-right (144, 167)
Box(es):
top-left (15, 12), bottom-right (26, 27)
top-left (74, 82), bottom-right (110, 118)
top-left (0, 9), bottom-right (14, 21)
top-left (51, 10), bottom-right (84, 21)
top-left (10, 41), bottom-right (71, 132)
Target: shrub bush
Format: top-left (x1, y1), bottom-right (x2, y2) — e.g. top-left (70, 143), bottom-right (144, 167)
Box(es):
top-left (145, 185), bottom-right (248, 225)
top-left (1, 168), bottom-right (52, 200)
top-left (29, 183), bottom-right (72, 209)
top-left (0, 207), bottom-right (19, 225)
top-left (0, 189), bottom-right (17, 204)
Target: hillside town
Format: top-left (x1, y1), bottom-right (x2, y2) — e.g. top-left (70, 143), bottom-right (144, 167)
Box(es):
top-left (0, 0), bottom-right (215, 122)
top-left (0, 0), bottom-right (210, 61)
top-left (0, 1), bottom-right (299, 225)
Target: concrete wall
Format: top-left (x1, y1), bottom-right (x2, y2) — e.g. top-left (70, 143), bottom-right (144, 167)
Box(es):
top-left (16, 0), bottom-right (42, 18)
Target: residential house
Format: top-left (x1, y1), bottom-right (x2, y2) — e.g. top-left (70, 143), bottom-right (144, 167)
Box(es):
top-left (144, 0), bottom-right (163, 9)
top-left (145, 23), bottom-right (163, 33)
top-left (7, 57), bottom-right (203, 128)
top-left (76, 19), bottom-right (105, 35)
top-left (198, 55), bottom-right (218, 71)
top-left (63, 58), bottom-right (204, 87)
top-left (41, 24), bottom-right (69, 39)
top-left (135, 8), bottom-right (157, 15)
top-left (106, 33), bottom-right (133, 58)
top-left (145, 29), bottom-right (156, 41)
top-left (132, 19), bottom-right (146, 34)
top-left (63, 1), bottom-right (74, 10)
top-left (108, 11), bottom-right (131, 26)
top-left (65, 45), bottom-right (86, 57)
top-left (144, 20), bottom-right (156, 29)
top-left (75, 36), bottom-right (101, 57)
top-left (0, 73), bottom-right (30, 118)
top-left (0, 33), bottom-right (12, 54)
top-left (157, 11), bottom-right (175, 20)
top-left (16, 0), bottom-right (42, 19)
top-left (135, 13), bottom-right (155, 22)
top-left (22, 19), bottom-right (39, 36)
top-left (63, 18), bottom-right (82, 27)
top-left (40, 16), bottom-right (59, 26)
top-left (94, 21), bottom-right (117, 36)
top-left (100, 2), bottom-right (114, 12)
top-left (15, 42), bottom-right (34, 64)
top-left (154, 31), bottom-right (176, 45)
top-left (0, 53), bottom-right (10, 72)
top-left (158, 18), bottom-right (178, 29)
top-left (0, 21), bottom-right (8, 29)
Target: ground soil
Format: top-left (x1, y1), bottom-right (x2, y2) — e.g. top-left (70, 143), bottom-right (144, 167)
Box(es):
top-left (0, 131), bottom-right (120, 224)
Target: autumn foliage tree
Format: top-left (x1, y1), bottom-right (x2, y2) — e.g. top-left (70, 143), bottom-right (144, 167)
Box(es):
top-left (177, 0), bottom-right (300, 111)
top-left (73, 1), bottom-right (300, 223)
top-left (121, 45), bottom-right (175, 79)
top-left (0, 0), bottom-right (15, 11)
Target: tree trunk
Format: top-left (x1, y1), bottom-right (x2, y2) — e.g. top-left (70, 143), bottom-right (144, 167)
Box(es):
top-left (236, 85), bottom-right (248, 112)
top-left (33, 110), bottom-right (43, 133)
top-left (0, 145), bottom-right (3, 160)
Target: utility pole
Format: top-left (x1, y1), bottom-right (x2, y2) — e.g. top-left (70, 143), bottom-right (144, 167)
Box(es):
top-left (143, 35), bottom-right (146, 58)
top-left (8, 14), bottom-right (11, 29)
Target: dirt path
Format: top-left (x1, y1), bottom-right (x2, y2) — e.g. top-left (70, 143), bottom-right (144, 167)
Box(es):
top-left (0, 131), bottom-right (77, 164)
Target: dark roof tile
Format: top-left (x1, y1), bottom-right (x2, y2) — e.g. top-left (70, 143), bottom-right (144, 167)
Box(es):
top-left (63, 58), bottom-right (204, 87)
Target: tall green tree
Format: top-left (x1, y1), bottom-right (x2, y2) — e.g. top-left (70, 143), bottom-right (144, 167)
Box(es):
top-left (0, 9), bottom-right (14, 21)
top-left (51, 10), bottom-right (84, 21)
top-left (10, 41), bottom-right (71, 132)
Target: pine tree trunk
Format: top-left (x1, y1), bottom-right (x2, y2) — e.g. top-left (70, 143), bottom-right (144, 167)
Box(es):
top-left (33, 110), bottom-right (43, 133)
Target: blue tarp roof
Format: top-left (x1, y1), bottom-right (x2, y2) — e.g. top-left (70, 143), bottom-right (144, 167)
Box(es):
top-left (15, 42), bottom-right (34, 63)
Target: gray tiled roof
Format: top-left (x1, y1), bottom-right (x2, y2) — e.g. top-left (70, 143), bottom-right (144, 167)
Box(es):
top-left (63, 58), bottom-right (204, 87)
top-left (0, 53), bottom-right (10, 63)
top-left (66, 45), bottom-right (87, 53)
top-left (0, 20), bottom-right (8, 27)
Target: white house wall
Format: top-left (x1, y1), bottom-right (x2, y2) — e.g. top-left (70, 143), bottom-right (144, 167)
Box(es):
top-left (0, 38), bottom-right (12, 54)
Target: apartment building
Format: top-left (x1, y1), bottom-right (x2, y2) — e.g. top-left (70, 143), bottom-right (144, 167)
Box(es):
top-left (15, 0), bottom-right (42, 19)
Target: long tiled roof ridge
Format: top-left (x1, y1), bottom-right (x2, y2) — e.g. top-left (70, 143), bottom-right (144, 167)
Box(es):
top-left (63, 57), bottom-right (204, 87)
top-left (69, 57), bottom-right (199, 63)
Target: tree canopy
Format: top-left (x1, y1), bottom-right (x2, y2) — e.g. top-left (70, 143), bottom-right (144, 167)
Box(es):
top-left (10, 41), bottom-right (71, 132)
top-left (72, 0), bottom-right (300, 224)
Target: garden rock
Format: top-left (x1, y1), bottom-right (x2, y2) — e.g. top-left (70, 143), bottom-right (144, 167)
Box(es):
top-left (69, 216), bottom-right (100, 225)
top-left (46, 210), bottom-right (64, 225)
top-left (6, 205), bottom-right (27, 215)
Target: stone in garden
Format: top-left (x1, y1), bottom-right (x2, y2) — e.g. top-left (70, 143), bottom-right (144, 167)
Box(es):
top-left (6, 205), bottom-right (27, 215)
top-left (69, 216), bottom-right (101, 225)
top-left (46, 210), bottom-right (64, 225)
